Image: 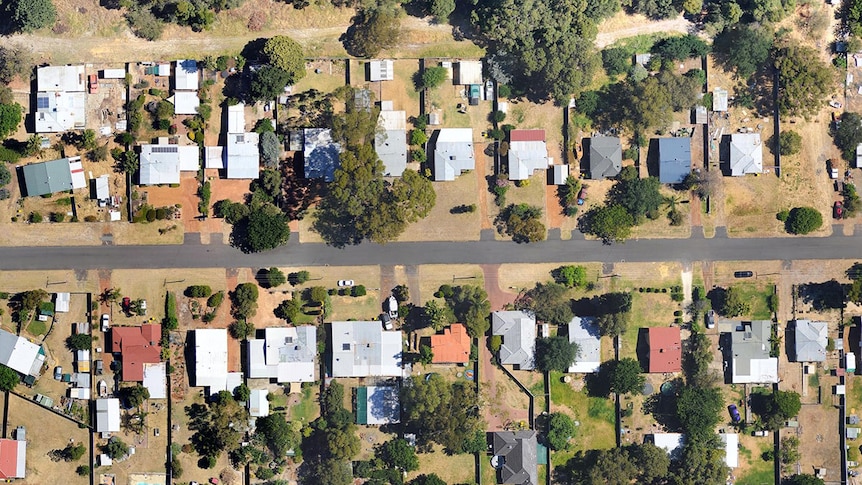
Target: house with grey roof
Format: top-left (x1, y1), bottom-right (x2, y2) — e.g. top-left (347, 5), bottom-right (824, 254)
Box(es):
top-left (729, 133), bottom-right (763, 176)
top-left (792, 320), bottom-right (828, 362)
top-left (432, 128), bottom-right (475, 181)
top-left (492, 431), bottom-right (538, 485)
top-left (567, 316), bottom-right (600, 373)
top-left (658, 137), bottom-right (691, 184)
top-left (139, 139), bottom-right (200, 185)
top-left (588, 136), bottom-right (622, 179)
top-left (247, 326), bottom-right (317, 383)
top-left (303, 128), bottom-right (342, 182)
top-left (225, 104), bottom-right (260, 179)
top-left (330, 321), bottom-right (402, 378)
top-left (727, 320), bottom-right (779, 384)
top-left (508, 129), bottom-right (550, 181)
top-left (21, 157), bottom-right (87, 196)
top-left (492, 311), bottom-right (536, 370)
top-left (375, 103), bottom-right (407, 177)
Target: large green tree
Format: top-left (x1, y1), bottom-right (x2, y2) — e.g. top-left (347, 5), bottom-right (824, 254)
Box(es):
top-left (235, 202), bottom-right (290, 253)
top-left (443, 285), bottom-right (491, 338)
top-left (608, 357), bottom-right (645, 395)
top-left (231, 283), bottom-right (259, 320)
top-left (0, 46), bottom-right (32, 84)
top-left (262, 36), bottom-right (306, 85)
top-left (7, 0), bottom-right (56, 32)
top-left (256, 414), bottom-right (299, 457)
top-left (400, 374), bottom-right (484, 453)
top-left (610, 166), bottom-right (663, 222)
top-left (0, 365), bottom-right (18, 391)
top-left (676, 386), bottom-right (723, 442)
top-left (343, 7), bottom-right (401, 58)
top-left (517, 282), bottom-right (573, 326)
top-left (714, 25), bottom-right (773, 79)
top-left (535, 337), bottom-right (579, 373)
top-left (249, 67), bottom-right (291, 102)
top-left (0, 103), bottom-right (22, 139)
top-left (546, 412), bottom-right (576, 450)
top-left (774, 44), bottom-right (836, 118)
top-left (583, 204), bottom-right (634, 243)
top-left (785, 206), bottom-right (822, 235)
top-left (834, 112), bottom-right (862, 161)
top-left (376, 438), bottom-right (419, 472)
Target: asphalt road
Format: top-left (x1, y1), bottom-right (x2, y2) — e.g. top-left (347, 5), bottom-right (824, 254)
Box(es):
top-left (0, 230), bottom-right (860, 270)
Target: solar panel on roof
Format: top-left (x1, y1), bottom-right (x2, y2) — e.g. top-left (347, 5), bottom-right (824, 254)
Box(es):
top-left (37, 97), bottom-right (50, 109)
top-left (151, 146), bottom-right (178, 153)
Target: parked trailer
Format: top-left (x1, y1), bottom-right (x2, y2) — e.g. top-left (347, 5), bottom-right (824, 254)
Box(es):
top-left (100, 69), bottom-right (126, 79)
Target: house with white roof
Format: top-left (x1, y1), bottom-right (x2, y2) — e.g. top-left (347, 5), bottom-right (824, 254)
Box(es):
top-left (143, 362), bottom-right (167, 399)
top-left (508, 129), bottom-right (550, 181)
top-left (249, 389), bottom-right (270, 417)
top-left (367, 60), bottom-right (394, 82)
top-left (0, 329), bottom-right (45, 378)
top-left (492, 311), bottom-right (536, 370)
top-left (139, 139), bottom-right (200, 185)
top-left (454, 61), bottom-right (483, 85)
top-left (720, 433), bottom-right (739, 468)
top-left (567, 316), bottom-right (601, 373)
top-left (729, 133), bottom-right (763, 176)
top-left (375, 103), bottom-right (407, 177)
top-left (792, 320), bottom-right (828, 362)
top-left (170, 91), bottom-right (200, 115)
top-left (35, 66), bottom-right (87, 133)
top-left (727, 320), bottom-right (779, 384)
top-left (330, 321), bottom-right (402, 378)
top-left (95, 398), bottom-right (121, 435)
top-left (432, 128), bottom-right (475, 181)
top-left (225, 104), bottom-right (260, 179)
top-left (193, 329), bottom-right (243, 393)
top-left (174, 59), bottom-right (199, 91)
top-left (247, 326), bottom-right (316, 383)
top-left (54, 293), bottom-right (70, 313)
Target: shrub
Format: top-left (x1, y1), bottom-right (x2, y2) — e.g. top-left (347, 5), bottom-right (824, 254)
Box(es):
top-left (351, 285), bottom-right (367, 297)
top-left (777, 209), bottom-right (790, 222)
top-left (29, 212), bottom-right (42, 223)
top-left (76, 465), bottom-right (90, 476)
top-left (185, 285), bottom-right (213, 298)
top-left (785, 206), bottom-right (822, 235)
top-left (207, 291), bottom-right (225, 308)
top-left (50, 212), bottom-right (65, 222)
top-left (84, 215), bottom-right (97, 222)
top-left (490, 335), bottom-right (502, 352)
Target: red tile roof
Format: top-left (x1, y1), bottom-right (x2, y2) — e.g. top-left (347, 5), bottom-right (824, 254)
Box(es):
top-left (431, 324), bottom-right (471, 364)
top-left (0, 439), bottom-right (21, 479)
top-left (509, 129), bottom-right (546, 142)
top-left (111, 324), bottom-right (162, 381)
top-left (648, 327), bottom-right (681, 373)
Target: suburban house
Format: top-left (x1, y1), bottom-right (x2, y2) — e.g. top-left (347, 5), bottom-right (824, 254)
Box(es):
top-left (647, 327), bottom-right (681, 373)
top-left (792, 319), bottom-right (828, 362)
top-left (330, 321), bottom-right (402, 378)
top-left (225, 104), bottom-right (260, 179)
top-left (110, 324), bottom-right (161, 382)
top-left (491, 431), bottom-right (538, 485)
top-left (375, 101), bottom-right (407, 177)
top-left (588, 136), bottom-right (622, 179)
top-left (249, 389), bottom-right (270, 417)
top-left (21, 157), bottom-right (87, 197)
top-left (193, 329), bottom-right (243, 393)
top-left (551, 164), bottom-right (569, 185)
top-left (658, 138), bottom-right (691, 184)
top-left (492, 311), bottom-right (536, 371)
top-left (142, 362), bottom-right (168, 399)
top-left (567, 316), bottom-right (601, 373)
top-left (54, 293), bottom-right (70, 313)
top-left (303, 128), bottom-right (342, 182)
top-left (432, 128), bottom-right (475, 181)
top-left (92, 174), bottom-right (110, 206)
top-left (367, 60), bottom-right (394, 82)
top-left (95, 398), bottom-right (121, 436)
top-left (430, 323), bottom-right (471, 364)
top-left (649, 433), bottom-right (685, 459)
top-left (0, 432), bottom-right (26, 479)
top-left (728, 320), bottom-right (779, 384)
top-left (508, 129), bottom-right (550, 181)
top-left (729, 133), bottom-right (763, 176)
top-left (247, 326), bottom-right (317, 383)
top-left (356, 385), bottom-right (400, 425)
top-left (453, 60), bottom-right (483, 85)
top-left (138, 139), bottom-right (200, 185)
top-left (35, 65), bottom-right (86, 133)
top-left (170, 59), bottom-right (200, 115)
top-left (0, 329), bottom-right (45, 379)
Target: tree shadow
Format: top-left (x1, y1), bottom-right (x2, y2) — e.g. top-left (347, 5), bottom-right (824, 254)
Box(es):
top-left (310, 198), bottom-right (364, 248)
top-left (641, 377), bottom-right (683, 432)
top-left (798, 280), bottom-right (845, 311)
top-left (585, 362), bottom-right (612, 398)
top-left (706, 287), bottom-right (727, 316)
top-left (636, 328), bottom-right (649, 372)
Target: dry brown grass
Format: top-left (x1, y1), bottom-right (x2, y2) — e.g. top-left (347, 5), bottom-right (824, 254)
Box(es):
top-left (417, 264), bottom-right (484, 305)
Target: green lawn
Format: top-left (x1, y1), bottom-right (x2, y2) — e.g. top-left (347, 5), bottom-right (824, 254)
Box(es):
top-left (27, 319), bottom-right (47, 336)
top-left (606, 33), bottom-right (682, 55)
top-left (729, 283), bottom-right (773, 320)
top-left (549, 371), bottom-right (616, 454)
top-left (290, 385), bottom-right (320, 424)
top-left (736, 442), bottom-right (774, 485)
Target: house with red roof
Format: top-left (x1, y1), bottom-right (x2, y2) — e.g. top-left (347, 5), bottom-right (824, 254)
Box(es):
top-left (110, 324), bottom-right (162, 382)
top-left (647, 327), bottom-right (681, 373)
top-left (431, 324), bottom-right (471, 364)
top-left (0, 431), bottom-right (26, 479)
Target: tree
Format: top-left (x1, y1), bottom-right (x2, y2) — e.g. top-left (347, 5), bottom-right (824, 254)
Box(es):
top-left (274, 299), bottom-right (301, 321)
top-left (231, 283), bottom-right (259, 319)
top-left (0, 103), bottom-right (22, 139)
top-left (304, 459), bottom-right (353, 485)
top-left (0, 164), bottom-right (10, 187)
top-left (0, 365), bottom-right (18, 391)
top-left (535, 337), bottom-right (579, 373)
top-left (76, 465), bottom-right (90, 476)
top-left (237, 203), bottom-right (290, 253)
top-left (609, 358), bottom-right (644, 395)
top-left (778, 130), bottom-right (802, 155)
top-left (419, 344), bottom-right (434, 364)
top-left (585, 447), bottom-right (638, 483)
top-left (104, 438), bottom-right (129, 459)
top-left (233, 383), bottom-right (250, 402)
top-left (8, 0), bottom-right (56, 32)
top-left (546, 412), bottom-right (576, 450)
top-left (377, 438), bottom-right (419, 472)
top-left (250, 67), bottom-right (291, 102)
top-left (784, 474), bottom-right (825, 485)
top-left (720, 286), bottom-right (751, 317)
top-left (774, 45), bottom-right (836, 118)
top-left (229, 319), bottom-right (255, 340)
top-left (602, 47), bottom-right (631, 76)
top-left (629, 442), bottom-right (670, 483)
top-left (260, 131), bottom-right (281, 168)
top-left (503, 204), bottom-right (546, 243)
top-left (67, 333), bottom-right (93, 351)
top-left (553, 265), bottom-right (588, 288)
top-left (670, 438), bottom-right (729, 484)
top-left (256, 414), bottom-right (298, 457)
top-left (429, 0), bottom-right (455, 21)
top-left (120, 384), bottom-right (150, 408)
top-left (583, 205), bottom-right (633, 243)
top-left (0, 46), bottom-right (32, 84)
top-left (609, 169), bottom-right (663, 222)
top-left (419, 67), bottom-right (448, 90)
top-left (651, 35), bottom-right (710, 61)
top-left (391, 284), bottom-right (410, 303)
top-left (517, 282), bottom-right (573, 326)
top-left (676, 386), bottom-right (723, 442)
top-left (596, 292), bottom-right (633, 338)
top-left (344, 8), bottom-right (401, 58)
top-left (400, 374), bottom-right (483, 452)
top-left (443, 285), bottom-right (491, 338)
top-left (309, 286), bottom-right (328, 304)
top-left (185, 285), bottom-right (212, 298)
top-left (423, 300), bottom-right (454, 330)
top-left (262, 36), bottom-right (306, 85)
top-left (408, 474), bottom-right (447, 485)
top-left (785, 206), bottom-right (822, 235)
top-left (289, 270), bottom-right (311, 286)
top-left (759, 390), bottom-right (801, 430)
top-left (834, 112), bottom-right (862, 161)
top-left (713, 25), bottom-right (772, 79)
top-left (264, 267), bottom-right (286, 288)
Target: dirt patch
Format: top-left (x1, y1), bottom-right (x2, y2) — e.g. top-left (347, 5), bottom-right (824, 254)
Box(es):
top-left (595, 12), bottom-right (693, 49)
